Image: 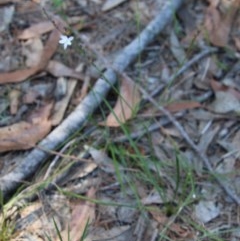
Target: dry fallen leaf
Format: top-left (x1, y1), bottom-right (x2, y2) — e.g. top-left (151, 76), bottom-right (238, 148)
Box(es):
top-left (60, 187), bottom-right (96, 241)
top-left (0, 66), bottom-right (39, 84)
top-left (203, 0), bottom-right (239, 46)
top-left (211, 79), bottom-right (240, 99)
top-left (195, 200), bottom-right (220, 223)
top-left (141, 101), bottom-right (200, 118)
top-left (22, 37), bottom-right (44, 67)
top-left (149, 207), bottom-right (194, 239)
top-left (234, 37), bottom-right (240, 51)
top-left (210, 79), bottom-right (240, 113)
top-left (51, 78), bottom-right (77, 126)
top-left (0, 29), bottom-right (60, 84)
top-left (169, 30), bottom-right (186, 64)
top-left (18, 16), bottom-right (84, 40)
top-left (103, 78), bottom-right (140, 127)
top-left (0, 0), bottom-right (17, 4)
top-left (102, 0), bottom-right (128, 11)
top-left (85, 145), bottom-right (117, 173)
top-left (0, 103), bottom-right (53, 152)
top-left (46, 61), bottom-right (85, 81)
top-left (164, 101), bottom-right (201, 113)
top-left (211, 91), bottom-right (240, 113)
top-left (18, 21), bottom-right (56, 39)
top-left (217, 129), bottom-right (240, 173)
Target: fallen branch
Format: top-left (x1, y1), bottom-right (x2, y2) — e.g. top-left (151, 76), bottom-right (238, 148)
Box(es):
top-left (0, 0), bottom-right (184, 198)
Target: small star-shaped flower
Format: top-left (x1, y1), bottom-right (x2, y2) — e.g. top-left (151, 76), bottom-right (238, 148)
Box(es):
top-left (59, 35), bottom-right (74, 49)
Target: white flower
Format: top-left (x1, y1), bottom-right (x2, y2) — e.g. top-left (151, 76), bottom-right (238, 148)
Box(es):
top-left (59, 35), bottom-right (74, 49)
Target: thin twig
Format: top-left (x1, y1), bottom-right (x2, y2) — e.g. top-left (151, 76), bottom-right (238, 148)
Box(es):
top-left (113, 113), bottom-right (184, 143)
top-left (149, 47), bottom-right (218, 98)
top-left (124, 73), bottom-right (240, 204)
top-left (43, 139), bottom-right (76, 180)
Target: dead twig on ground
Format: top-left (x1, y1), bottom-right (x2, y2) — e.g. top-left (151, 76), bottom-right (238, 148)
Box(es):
top-left (143, 87), bottom-right (240, 205)
top-left (113, 113), bottom-right (184, 143)
top-left (0, 0), bottom-right (184, 199)
top-left (149, 47), bottom-right (218, 98)
top-left (80, 25), bottom-right (240, 204)
top-left (122, 72), bottom-right (240, 205)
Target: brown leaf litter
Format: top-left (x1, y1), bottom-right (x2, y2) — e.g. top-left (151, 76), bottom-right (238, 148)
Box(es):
top-left (0, 29), bottom-right (60, 84)
top-left (102, 77), bottom-right (141, 127)
top-left (0, 102), bottom-right (53, 152)
top-left (1, 0), bottom-right (240, 241)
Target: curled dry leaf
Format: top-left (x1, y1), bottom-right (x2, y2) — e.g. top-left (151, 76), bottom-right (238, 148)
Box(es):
top-left (18, 21), bottom-right (56, 40)
top-left (164, 101), bottom-right (201, 113)
top-left (18, 16), bottom-right (84, 40)
top-left (0, 66), bottom-right (38, 84)
top-left (211, 79), bottom-right (240, 99)
top-left (0, 29), bottom-right (60, 84)
top-left (22, 37), bottom-right (44, 67)
top-left (204, 0), bottom-right (239, 46)
top-left (0, 103), bottom-right (53, 153)
top-left (169, 30), bottom-right (186, 64)
top-left (103, 77), bottom-right (141, 127)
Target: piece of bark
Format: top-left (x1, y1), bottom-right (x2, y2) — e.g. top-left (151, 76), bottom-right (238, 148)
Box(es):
top-left (0, 0), bottom-right (183, 199)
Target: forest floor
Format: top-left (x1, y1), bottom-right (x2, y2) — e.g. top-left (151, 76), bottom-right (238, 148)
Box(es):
top-left (0, 0), bottom-right (240, 240)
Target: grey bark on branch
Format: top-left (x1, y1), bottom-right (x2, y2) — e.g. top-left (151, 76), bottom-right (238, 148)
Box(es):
top-left (0, 0), bottom-right (184, 198)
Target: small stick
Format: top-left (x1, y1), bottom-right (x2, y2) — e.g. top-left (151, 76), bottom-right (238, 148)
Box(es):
top-left (113, 113), bottom-right (184, 143)
top-left (124, 73), bottom-right (240, 205)
top-left (149, 47), bottom-right (218, 98)
top-left (43, 139), bottom-right (76, 180)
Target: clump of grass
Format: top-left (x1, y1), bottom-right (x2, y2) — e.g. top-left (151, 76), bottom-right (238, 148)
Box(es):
top-left (0, 191), bottom-right (16, 241)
